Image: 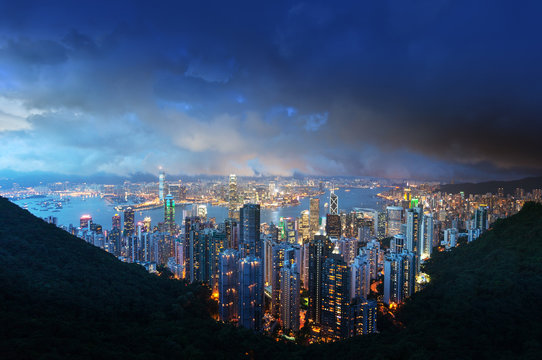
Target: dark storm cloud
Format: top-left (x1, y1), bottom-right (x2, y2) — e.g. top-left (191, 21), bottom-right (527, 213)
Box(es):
top-left (0, 0), bottom-right (541, 180)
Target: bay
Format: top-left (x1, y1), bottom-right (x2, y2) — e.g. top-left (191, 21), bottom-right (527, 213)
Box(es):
top-left (13, 187), bottom-right (384, 230)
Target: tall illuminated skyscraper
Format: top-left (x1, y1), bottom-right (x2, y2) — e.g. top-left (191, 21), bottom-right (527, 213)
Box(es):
top-left (308, 235), bottom-right (332, 324)
top-left (228, 174), bottom-right (238, 219)
top-left (123, 207), bottom-right (135, 237)
top-left (406, 207), bottom-right (423, 258)
top-left (383, 251), bottom-right (416, 306)
top-left (239, 204), bottom-right (261, 258)
top-left (164, 193), bottom-right (176, 234)
top-left (421, 213), bottom-right (434, 259)
top-left (112, 214), bottom-right (121, 230)
top-left (321, 253), bottom-right (351, 339)
top-left (386, 206), bottom-right (403, 237)
top-left (158, 170), bottom-right (166, 201)
top-left (475, 205), bottom-right (489, 231)
top-left (350, 253), bottom-right (370, 300)
top-left (80, 214), bottom-right (92, 229)
top-left (309, 198), bottom-right (320, 239)
top-left (330, 189), bottom-right (338, 215)
top-left (238, 256), bottom-right (263, 331)
top-left (280, 261), bottom-right (300, 332)
top-left (218, 249), bottom-right (239, 323)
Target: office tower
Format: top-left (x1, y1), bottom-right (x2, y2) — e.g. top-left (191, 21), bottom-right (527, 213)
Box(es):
top-left (123, 207), bottom-right (135, 237)
top-left (362, 239), bottom-right (381, 280)
top-left (183, 216), bottom-right (201, 282)
top-left (299, 210), bottom-right (310, 243)
top-left (309, 198), bottom-right (320, 239)
top-left (330, 189), bottom-right (338, 215)
top-left (270, 243), bottom-right (296, 316)
top-left (280, 261), bottom-right (300, 332)
top-left (383, 251), bottom-right (416, 306)
top-left (228, 174), bottom-right (238, 219)
top-left (474, 205), bottom-right (489, 232)
top-left (350, 253), bottom-right (370, 300)
top-left (346, 298), bottom-right (377, 337)
top-left (80, 214), bottom-right (92, 229)
top-left (112, 214), bottom-right (121, 230)
top-left (164, 193), bottom-right (176, 234)
top-left (421, 213), bottom-right (434, 259)
top-left (326, 214), bottom-right (341, 238)
top-left (218, 249), bottom-right (239, 323)
top-left (238, 256), bottom-right (263, 331)
top-left (386, 206), bottom-right (403, 237)
top-left (224, 218), bottom-right (238, 249)
top-left (308, 235), bottom-right (332, 324)
top-left (406, 207), bottom-right (423, 259)
top-left (159, 171), bottom-right (166, 201)
top-left (321, 254), bottom-right (351, 339)
top-left (209, 230), bottom-right (227, 290)
top-left (239, 204), bottom-right (261, 258)
top-left (108, 227), bottom-right (121, 255)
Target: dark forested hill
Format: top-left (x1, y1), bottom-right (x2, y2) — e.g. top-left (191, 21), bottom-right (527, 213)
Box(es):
top-left (439, 176), bottom-right (542, 195)
top-left (1, 196), bottom-right (542, 359)
top-left (0, 197), bottom-right (286, 359)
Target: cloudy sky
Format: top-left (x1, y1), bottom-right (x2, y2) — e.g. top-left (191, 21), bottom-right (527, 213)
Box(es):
top-left (0, 0), bottom-right (541, 181)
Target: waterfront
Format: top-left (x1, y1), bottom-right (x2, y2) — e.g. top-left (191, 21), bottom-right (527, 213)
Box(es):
top-left (13, 187), bottom-right (384, 229)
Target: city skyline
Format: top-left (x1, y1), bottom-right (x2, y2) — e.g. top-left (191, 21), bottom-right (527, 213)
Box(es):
top-left (1, 1), bottom-right (541, 182)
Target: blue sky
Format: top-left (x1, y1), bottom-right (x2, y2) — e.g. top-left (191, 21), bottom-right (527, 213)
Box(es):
top-left (0, 0), bottom-right (541, 181)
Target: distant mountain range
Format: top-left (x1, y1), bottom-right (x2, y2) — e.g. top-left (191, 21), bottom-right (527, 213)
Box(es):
top-left (439, 176), bottom-right (542, 195)
top-left (1, 197), bottom-right (541, 358)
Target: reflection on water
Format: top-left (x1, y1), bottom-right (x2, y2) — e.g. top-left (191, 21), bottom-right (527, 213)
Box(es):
top-left (14, 187), bottom-right (384, 228)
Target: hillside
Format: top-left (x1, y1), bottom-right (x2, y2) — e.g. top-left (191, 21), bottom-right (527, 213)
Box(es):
top-left (0, 197), bottom-right (286, 359)
top-left (1, 196), bottom-right (542, 359)
top-left (438, 176), bottom-right (542, 195)
top-left (309, 202), bottom-right (542, 359)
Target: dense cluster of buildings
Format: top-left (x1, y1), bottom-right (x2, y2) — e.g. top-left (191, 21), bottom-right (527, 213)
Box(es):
top-left (31, 173), bottom-right (541, 342)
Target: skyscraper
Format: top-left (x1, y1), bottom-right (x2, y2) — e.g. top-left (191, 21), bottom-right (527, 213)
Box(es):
top-left (421, 213), bottom-right (434, 259)
top-left (280, 261), bottom-right (300, 332)
top-left (218, 249), bottom-right (239, 323)
top-left (228, 174), bottom-right (238, 219)
top-left (123, 207), bottom-right (135, 237)
top-left (112, 214), bottom-right (121, 230)
top-left (309, 198), bottom-right (320, 239)
top-left (308, 235), bottom-right (332, 324)
top-left (475, 205), bottom-right (489, 231)
top-left (321, 254), bottom-right (351, 339)
top-left (270, 243), bottom-right (296, 316)
top-left (350, 253), bottom-right (370, 300)
top-left (386, 206), bottom-right (403, 237)
top-left (164, 193), bottom-right (176, 234)
top-left (406, 207), bottom-right (423, 258)
top-left (80, 214), bottom-right (92, 229)
top-left (238, 256), bottom-right (263, 331)
top-left (383, 251), bottom-right (416, 306)
top-left (158, 170), bottom-right (166, 201)
top-left (239, 204), bottom-right (261, 258)
top-left (326, 214), bottom-right (341, 238)
top-left (346, 297), bottom-right (377, 337)
top-left (330, 189), bottom-right (338, 215)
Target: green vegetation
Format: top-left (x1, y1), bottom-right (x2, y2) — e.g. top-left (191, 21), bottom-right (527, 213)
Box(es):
top-left (1, 196), bottom-right (542, 359)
